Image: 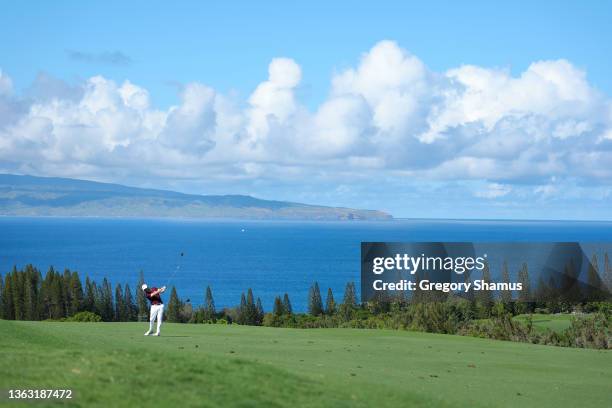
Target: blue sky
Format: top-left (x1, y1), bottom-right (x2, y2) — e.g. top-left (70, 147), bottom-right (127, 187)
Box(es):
top-left (1, 1), bottom-right (611, 219)
top-left (3, 1), bottom-right (612, 108)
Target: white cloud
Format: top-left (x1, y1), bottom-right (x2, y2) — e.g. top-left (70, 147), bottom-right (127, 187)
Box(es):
top-left (0, 69), bottom-right (12, 95)
top-left (0, 40), bottom-right (611, 214)
top-left (475, 183), bottom-right (512, 199)
top-left (247, 57), bottom-right (302, 144)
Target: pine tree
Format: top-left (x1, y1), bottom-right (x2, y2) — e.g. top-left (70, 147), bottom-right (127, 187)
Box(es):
top-left (93, 282), bottom-right (103, 317)
top-left (517, 263), bottom-right (531, 301)
top-left (500, 261), bottom-right (512, 306)
top-left (562, 259), bottom-right (581, 305)
top-left (516, 262), bottom-right (532, 314)
top-left (238, 293), bottom-right (247, 325)
top-left (167, 286), bottom-right (181, 323)
top-left (255, 297), bottom-right (264, 325)
top-left (325, 287), bottom-right (336, 315)
top-left (463, 266), bottom-right (475, 302)
top-left (604, 252), bottom-right (612, 299)
top-left (308, 282), bottom-right (323, 316)
top-left (84, 277), bottom-right (95, 313)
top-left (124, 284), bottom-right (137, 321)
top-left (0, 274), bottom-right (3, 319)
top-left (245, 288), bottom-right (257, 324)
top-left (35, 269), bottom-right (44, 319)
top-left (343, 281), bottom-right (357, 308)
top-left (49, 270), bottom-right (65, 319)
top-left (282, 293), bottom-right (292, 315)
top-left (62, 269), bottom-right (72, 316)
top-left (475, 261), bottom-right (494, 318)
top-left (100, 278), bottom-right (114, 321)
top-left (273, 296), bottom-right (284, 316)
top-left (39, 268), bottom-right (51, 319)
top-left (115, 284), bottom-right (124, 321)
top-left (586, 254), bottom-right (605, 301)
top-left (12, 267), bottom-right (25, 320)
top-left (3, 273), bottom-right (14, 319)
top-left (69, 271), bottom-right (83, 316)
top-left (339, 281), bottom-right (357, 320)
top-left (204, 286), bottom-right (215, 320)
top-left (136, 270), bottom-right (148, 322)
top-left (23, 265), bottom-right (37, 320)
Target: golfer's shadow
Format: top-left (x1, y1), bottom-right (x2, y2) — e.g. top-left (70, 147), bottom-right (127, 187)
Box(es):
top-left (160, 335), bottom-right (191, 338)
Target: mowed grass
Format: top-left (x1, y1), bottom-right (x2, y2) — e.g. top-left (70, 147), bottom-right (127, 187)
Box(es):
top-left (1, 320), bottom-right (611, 407)
top-left (513, 314), bottom-right (573, 332)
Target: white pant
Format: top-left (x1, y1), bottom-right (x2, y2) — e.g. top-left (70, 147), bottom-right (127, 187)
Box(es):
top-left (148, 304), bottom-right (164, 334)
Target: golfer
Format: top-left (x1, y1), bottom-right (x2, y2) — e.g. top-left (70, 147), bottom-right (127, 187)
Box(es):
top-left (142, 284), bottom-right (166, 336)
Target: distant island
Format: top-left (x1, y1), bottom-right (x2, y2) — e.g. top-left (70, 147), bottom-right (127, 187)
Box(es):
top-left (0, 174), bottom-right (392, 221)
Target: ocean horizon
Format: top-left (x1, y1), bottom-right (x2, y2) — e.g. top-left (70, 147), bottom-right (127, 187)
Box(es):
top-left (2, 216), bottom-right (612, 312)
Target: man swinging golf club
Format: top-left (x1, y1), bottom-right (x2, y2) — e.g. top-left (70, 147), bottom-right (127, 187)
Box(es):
top-left (142, 283), bottom-right (166, 336)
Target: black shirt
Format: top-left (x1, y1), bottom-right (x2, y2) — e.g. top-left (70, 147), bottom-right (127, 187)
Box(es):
top-left (145, 287), bottom-right (163, 305)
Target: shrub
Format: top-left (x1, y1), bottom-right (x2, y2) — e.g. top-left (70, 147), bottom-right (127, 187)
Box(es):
top-left (68, 311), bottom-right (102, 322)
top-left (563, 313), bottom-right (611, 349)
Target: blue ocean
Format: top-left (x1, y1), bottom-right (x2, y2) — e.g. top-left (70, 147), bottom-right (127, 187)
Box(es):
top-left (2, 217), bottom-right (612, 311)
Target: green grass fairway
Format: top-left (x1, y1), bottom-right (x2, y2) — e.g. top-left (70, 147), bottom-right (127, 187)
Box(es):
top-left (514, 314), bottom-right (573, 332)
top-left (1, 321), bottom-right (610, 407)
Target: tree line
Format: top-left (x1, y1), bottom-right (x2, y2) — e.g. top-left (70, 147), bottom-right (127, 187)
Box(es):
top-left (1, 258), bottom-right (611, 349)
top-left (1, 254), bottom-right (611, 323)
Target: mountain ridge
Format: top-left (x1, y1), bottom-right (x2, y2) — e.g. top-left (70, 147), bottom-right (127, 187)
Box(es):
top-left (0, 174), bottom-right (392, 220)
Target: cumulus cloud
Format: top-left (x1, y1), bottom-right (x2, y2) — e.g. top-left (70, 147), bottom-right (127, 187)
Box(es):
top-left (1, 40), bottom-right (612, 216)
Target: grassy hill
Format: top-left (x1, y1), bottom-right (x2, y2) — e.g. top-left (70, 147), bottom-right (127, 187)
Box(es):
top-left (0, 174), bottom-right (391, 220)
top-left (1, 321), bottom-right (610, 407)
top-left (514, 314), bottom-right (574, 332)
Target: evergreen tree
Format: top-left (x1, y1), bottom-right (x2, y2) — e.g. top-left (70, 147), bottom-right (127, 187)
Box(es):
top-left (604, 252), bottom-right (612, 298)
top-left (586, 254), bottom-right (605, 301)
top-left (35, 269), bottom-right (44, 319)
top-left (273, 296), bottom-right (284, 316)
top-left (49, 269), bottom-right (65, 319)
top-left (124, 284), bottom-right (137, 321)
top-left (62, 269), bottom-right (72, 316)
top-left (282, 293), bottom-right (292, 315)
top-left (238, 292), bottom-right (247, 324)
top-left (84, 277), bottom-right (96, 313)
top-left (12, 267), bottom-right (25, 320)
top-left (3, 273), bottom-right (14, 319)
top-left (561, 259), bottom-right (581, 305)
top-left (167, 286), bottom-right (181, 323)
top-left (40, 267), bottom-right (51, 319)
top-left (516, 263), bottom-right (531, 314)
top-left (204, 285), bottom-right (215, 320)
top-left (136, 270), bottom-right (148, 322)
top-left (463, 267), bottom-right (475, 302)
top-left (308, 282), bottom-right (323, 316)
top-left (99, 278), bottom-right (114, 321)
top-left (339, 281), bottom-right (357, 320)
top-left (325, 287), bottom-right (336, 315)
top-left (255, 297), bottom-right (264, 325)
top-left (0, 274), bottom-right (4, 319)
top-left (115, 284), bottom-right (125, 321)
top-left (500, 261), bottom-right (512, 306)
top-left (475, 261), bottom-right (494, 318)
top-left (342, 281), bottom-right (357, 308)
top-left (69, 271), bottom-right (83, 316)
top-left (245, 288), bottom-right (257, 324)
top-left (23, 265), bottom-right (38, 320)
